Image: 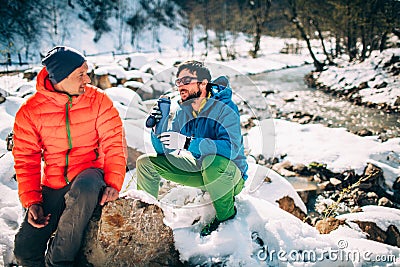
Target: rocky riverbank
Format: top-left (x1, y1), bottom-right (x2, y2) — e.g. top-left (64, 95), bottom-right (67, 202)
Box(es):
top-left (253, 153), bottom-right (400, 247)
top-left (305, 48), bottom-right (400, 113)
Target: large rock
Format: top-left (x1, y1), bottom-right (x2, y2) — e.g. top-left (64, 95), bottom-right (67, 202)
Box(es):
top-left (76, 198), bottom-right (182, 267)
top-left (276, 196), bottom-right (310, 224)
top-left (359, 163), bottom-right (385, 190)
top-left (386, 225), bottom-right (400, 247)
top-left (393, 176), bottom-right (400, 191)
top-left (315, 217), bottom-right (346, 234)
top-left (90, 73), bottom-right (113, 89)
top-left (351, 221), bottom-right (400, 247)
top-left (352, 220), bottom-right (387, 243)
top-left (272, 161), bottom-right (297, 177)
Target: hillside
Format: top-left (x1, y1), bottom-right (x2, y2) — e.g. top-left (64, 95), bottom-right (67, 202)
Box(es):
top-left (0, 1), bottom-right (400, 265)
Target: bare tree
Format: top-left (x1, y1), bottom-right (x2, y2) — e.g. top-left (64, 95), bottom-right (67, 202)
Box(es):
top-left (126, 12), bottom-right (147, 48)
top-left (248, 0), bottom-right (271, 58)
top-left (284, 0), bottom-right (325, 71)
top-left (309, 18), bottom-right (334, 65)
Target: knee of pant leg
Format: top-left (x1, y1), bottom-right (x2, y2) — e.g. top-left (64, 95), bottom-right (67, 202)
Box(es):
top-left (136, 154), bottom-right (164, 179)
top-left (234, 177), bottom-right (244, 196)
top-left (136, 154), bottom-right (151, 169)
top-left (14, 233), bottom-right (46, 266)
top-left (136, 154), bottom-right (161, 168)
top-left (201, 156), bottom-right (239, 187)
top-left (70, 176), bottom-right (104, 202)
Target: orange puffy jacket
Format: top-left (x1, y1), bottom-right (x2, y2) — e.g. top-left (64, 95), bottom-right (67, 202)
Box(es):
top-left (13, 67), bottom-right (127, 208)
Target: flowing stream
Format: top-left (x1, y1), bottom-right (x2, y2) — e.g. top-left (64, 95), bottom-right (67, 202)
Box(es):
top-left (232, 64), bottom-right (400, 140)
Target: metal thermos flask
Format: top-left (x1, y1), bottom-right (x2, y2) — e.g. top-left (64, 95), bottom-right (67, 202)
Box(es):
top-left (145, 97), bottom-right (171, 135)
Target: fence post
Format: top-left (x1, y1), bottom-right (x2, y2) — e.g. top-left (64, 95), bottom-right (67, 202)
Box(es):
top-left (7, 53), bottom-right (11, 66)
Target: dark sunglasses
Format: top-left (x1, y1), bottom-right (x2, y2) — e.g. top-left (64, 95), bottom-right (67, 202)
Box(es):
top-left (175, 76), bottom-right (198, 86)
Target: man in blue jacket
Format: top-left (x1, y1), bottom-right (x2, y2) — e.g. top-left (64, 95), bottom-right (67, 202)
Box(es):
top-left (136, 60), bottom-right (248, 236)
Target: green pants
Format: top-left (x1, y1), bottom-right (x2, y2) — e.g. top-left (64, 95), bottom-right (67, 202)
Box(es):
top-left (136, 153), bottom-right (244, 221)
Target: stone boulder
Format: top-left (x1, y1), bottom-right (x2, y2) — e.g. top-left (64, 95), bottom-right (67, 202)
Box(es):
top-left (393, 176), bottom-right (400, 191)
top-left (90, 73), bottom-right (112, 89)
top-left (315, 217), bottom-right (346, 234)
top-left (359, 163), bottom-right (385, 190)
top-left (386, 225), bottom-right (400, 247)
top-left (135, 87), bottom-right (154, 101)
top-left (76, 198), bottom-right (182, 267)
top-left (23, 70), bottom-right (38, 81)
top-left (272, 161), bottom-right (297, 177)
top-left (333, 206), bottom-right (400, 248)
top-left (352, 220), bottom-right (400, 247)
top-left (276, 196), bottom-right (310, 224)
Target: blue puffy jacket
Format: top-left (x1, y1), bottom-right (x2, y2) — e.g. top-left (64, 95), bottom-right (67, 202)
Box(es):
top-left (151, 82), bottom-right (248, 180)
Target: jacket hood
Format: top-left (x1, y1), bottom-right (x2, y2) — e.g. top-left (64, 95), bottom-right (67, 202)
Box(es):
top-left (36, 67), bottom-right (57, 93)
top-left (209, 83), bottom-right (233, 103)
top-left (208, 75), bottom-right (231, 102)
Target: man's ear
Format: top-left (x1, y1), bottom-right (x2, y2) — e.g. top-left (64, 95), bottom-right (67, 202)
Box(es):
top-left (200, 79), bottom-right (208, 93)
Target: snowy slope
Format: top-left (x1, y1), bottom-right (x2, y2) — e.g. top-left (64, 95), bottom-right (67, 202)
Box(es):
top-left (0, 20), bottom-right (400, 266)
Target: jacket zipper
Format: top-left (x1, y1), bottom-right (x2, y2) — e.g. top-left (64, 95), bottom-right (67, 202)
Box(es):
top-left (64, 96), bottom-right (73, 185)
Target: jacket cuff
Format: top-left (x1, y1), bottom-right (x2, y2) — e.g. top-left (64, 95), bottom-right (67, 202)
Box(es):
top-left (20, 192), bottom-right (43, 209)
top-left (184, 136), bottom-right (192, 150)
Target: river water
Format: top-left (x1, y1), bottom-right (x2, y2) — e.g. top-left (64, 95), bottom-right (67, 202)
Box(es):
top-left (231, 65), bottom-right (400, 140)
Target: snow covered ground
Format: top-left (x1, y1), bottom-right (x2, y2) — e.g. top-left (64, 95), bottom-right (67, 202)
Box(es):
top-left (1, 35), bottom-right (400, 266)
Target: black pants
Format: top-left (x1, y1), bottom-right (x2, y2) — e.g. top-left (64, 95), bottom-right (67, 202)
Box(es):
top-left (14, 168), bottom-right (106, 267)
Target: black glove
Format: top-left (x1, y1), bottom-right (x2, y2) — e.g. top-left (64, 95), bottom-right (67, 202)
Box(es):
top-left (145, 105), bottom-right (163, 128)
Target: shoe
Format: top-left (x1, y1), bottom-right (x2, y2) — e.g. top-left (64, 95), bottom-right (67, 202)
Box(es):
top-left (200, 217), bottom-right (221, 237)
top-left (200, 207), bottom-right (237, 237)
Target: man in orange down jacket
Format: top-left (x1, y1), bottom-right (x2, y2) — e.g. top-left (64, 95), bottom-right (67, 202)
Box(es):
top-left (12, 46), bottom-right (127, 267)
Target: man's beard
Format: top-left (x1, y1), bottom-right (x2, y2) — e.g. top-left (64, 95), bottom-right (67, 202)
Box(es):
top-left (182, 88), bottom-right (202, 102)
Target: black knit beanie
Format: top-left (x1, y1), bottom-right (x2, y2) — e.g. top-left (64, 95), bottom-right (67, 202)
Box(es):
top-left (42, 46), bottom-right (86, 84)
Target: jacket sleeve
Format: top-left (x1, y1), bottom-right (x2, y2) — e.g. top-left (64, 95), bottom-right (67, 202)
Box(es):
top-left (187, 104), bottom-right (243, 161)
top-left (151, 114), bottom-right (175, 154)
top-left (150, 131), bottom-right (166, 154)
top-left (12, 106), bottom-right (43, 208)
top-left (96, 93), bottom-right (127, 191)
